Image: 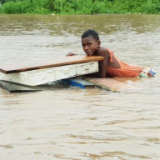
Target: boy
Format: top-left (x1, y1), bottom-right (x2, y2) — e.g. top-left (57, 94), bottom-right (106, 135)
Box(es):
top-left (67, 29), bottom-right (156, 78)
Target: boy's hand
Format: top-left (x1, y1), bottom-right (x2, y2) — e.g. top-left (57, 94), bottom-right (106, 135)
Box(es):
top-left (66, 53), bottom-right (76, 56)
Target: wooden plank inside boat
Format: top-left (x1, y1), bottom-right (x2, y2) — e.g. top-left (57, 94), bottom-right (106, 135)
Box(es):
top-left (84, 77), bottom-right (137, 92)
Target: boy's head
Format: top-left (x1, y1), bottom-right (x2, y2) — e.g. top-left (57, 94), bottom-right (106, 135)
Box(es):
top-left (82, 29), bottom-right (99, 41)
top-left (81, 29), bottom-right (101, 56)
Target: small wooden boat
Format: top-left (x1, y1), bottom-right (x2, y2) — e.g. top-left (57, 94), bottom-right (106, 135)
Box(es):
top-left (0, 56), bottom-right (103, 86)
top-left (0, 55), bottom-right (137, 92)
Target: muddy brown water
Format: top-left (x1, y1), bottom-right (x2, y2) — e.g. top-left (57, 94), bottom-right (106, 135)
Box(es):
top-left (0, 14), bottom-right (160, 160)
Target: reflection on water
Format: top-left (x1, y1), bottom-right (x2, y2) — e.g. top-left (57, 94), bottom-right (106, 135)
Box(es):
top-left (0, 14), bottom-right (160, 160)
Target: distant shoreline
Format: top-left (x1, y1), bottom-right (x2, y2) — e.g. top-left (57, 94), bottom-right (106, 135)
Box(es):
top-left (0, 0), bottom-right (160, 15)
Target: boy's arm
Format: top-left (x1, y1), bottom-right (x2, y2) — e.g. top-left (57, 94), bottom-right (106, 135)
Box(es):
top-left (86, 49), bottom-right (109, 78)
top-left (66, 53), bottom-right (77, 56)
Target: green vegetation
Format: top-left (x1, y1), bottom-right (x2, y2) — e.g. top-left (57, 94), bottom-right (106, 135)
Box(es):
top-left (0, 0), bottom-right (160, 14)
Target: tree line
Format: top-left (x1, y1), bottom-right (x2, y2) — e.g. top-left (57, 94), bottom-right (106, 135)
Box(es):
top-left (0, 0), bottom-right (160, 14)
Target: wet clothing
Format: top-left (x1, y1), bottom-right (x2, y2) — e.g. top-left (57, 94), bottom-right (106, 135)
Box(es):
top-left (106, 48), bottom-right (143, 77)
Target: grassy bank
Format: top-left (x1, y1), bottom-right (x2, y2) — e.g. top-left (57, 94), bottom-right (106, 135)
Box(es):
top-left (0, 0), bottom-right (160, 15)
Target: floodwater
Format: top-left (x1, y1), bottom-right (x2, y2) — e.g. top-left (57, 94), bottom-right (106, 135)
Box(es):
top-left (0, 14), bottom-right (160, 160)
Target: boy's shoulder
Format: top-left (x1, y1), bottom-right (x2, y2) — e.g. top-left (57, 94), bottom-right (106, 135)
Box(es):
top-left (98, 47), bottom-right (109, 56)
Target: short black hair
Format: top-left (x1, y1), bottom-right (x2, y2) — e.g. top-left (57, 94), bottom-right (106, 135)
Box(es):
top-left (81, 29), bottom-right (99, 40)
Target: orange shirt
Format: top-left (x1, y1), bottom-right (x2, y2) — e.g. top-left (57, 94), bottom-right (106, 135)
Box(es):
top-left (106, 49), bottom-right (143, 77)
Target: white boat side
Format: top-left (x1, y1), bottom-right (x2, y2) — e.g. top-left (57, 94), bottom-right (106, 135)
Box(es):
top-left (0, 62), bottom-right (98, 86)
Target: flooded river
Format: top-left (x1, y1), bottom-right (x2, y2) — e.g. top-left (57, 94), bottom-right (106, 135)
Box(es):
top-left (0, 14), bottom-right (160, 160)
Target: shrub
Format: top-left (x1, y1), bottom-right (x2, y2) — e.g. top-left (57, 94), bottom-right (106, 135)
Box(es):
top-left (0, 5), bottom-right (3, 13)
top-left (1, 0), bottom-right (160, 15)
top-left (2, 1), bottom-right (31, 14)
top-left (141, 1), bottom-right (160, 14)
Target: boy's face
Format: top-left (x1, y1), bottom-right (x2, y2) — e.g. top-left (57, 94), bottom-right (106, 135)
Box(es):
top-left (81, 36), bottom-right (100, 56)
